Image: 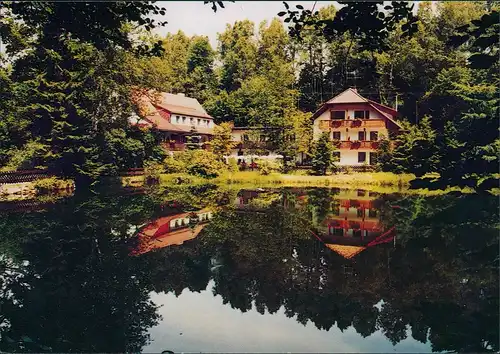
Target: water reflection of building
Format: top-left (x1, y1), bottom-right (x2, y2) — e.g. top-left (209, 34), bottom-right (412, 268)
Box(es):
top-left (131, 209), bottom-right (214, 255)
top-left (314, 190), bottom-right (395, 260)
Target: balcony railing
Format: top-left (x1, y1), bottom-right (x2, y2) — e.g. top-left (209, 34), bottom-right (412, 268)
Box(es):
top-left (162, 142), bottom-right (186, 151)
top-left (319, 119), bottom-right (386, 131)
top-left (162, 142), bottom-right (212, 151)
top-left (235, 141), bottom-right (275, 150)
top-left (334, 141), bottom-right (380, 150)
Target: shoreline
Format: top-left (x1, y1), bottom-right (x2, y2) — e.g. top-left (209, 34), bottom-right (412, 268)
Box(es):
top-left (0, 171), bottom-right (484, 202)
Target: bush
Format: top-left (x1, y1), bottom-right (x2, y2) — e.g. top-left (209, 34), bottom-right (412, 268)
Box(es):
top-left (164, 155), bottom-right (187, 173)
top-left (227, 157), bottom-right (239, 173)
top-left (186, 150), bottom-right (226, 178)
top-left (144, 161), bottom-right (163, 184)
top-left (33, 177), bottom-right (73, 194)
top-left (256, 159), bottom-right (280, 175)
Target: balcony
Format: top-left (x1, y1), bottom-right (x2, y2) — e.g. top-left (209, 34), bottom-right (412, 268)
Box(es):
top-left (334, 141), bottom-right (380, 150)
top-left (319, 119), bottom-right (386, 131)
top-left (235, 141), bottom-right (275, 150)
top-left (162, 142), bottom-right (186, 151)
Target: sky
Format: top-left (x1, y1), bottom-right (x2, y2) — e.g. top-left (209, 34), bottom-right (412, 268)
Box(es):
top-left (153, 1), bottom-right (336, 48)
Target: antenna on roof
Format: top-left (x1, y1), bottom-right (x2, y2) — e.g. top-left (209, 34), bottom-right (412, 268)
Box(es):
top-left (346, 70), bottom-right (361, 91)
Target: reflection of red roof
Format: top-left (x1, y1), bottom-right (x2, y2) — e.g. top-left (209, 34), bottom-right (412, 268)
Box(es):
top-left (131, 209), bottom-right (211, 255)
top-left (325, 244), bottom-right (366, 259)
top-left (132, 224), bottom-right (206, 255)
top-left (311, 227), bottom-right (395, 260)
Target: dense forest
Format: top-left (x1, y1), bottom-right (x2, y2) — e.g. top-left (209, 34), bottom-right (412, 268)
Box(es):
top-left (0, 2), bottom-right (498, 189)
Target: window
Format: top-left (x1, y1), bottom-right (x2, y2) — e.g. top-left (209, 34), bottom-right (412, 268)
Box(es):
top-left (358, 152), bottom-right (366, 163)
top-left (176, 117), bottom-right (180, 124)
top-left (332, 131), bottom-right (341, 140)
top-left (354, 110), bottom-right (370, 119)
top-left (370, 131), bottom-right (378, 141)
top-left (353, 229), bottom-right (362, 238)
top-left (357, 189), bottom-right (366, 197)
top-left (357, 208), bottom-right (364, 217)
top-left (190, 118), bottom-right (194, 125)
top-left (358, 131), bottom-right (365, 141)
top-left (197, 118), bottom-right (201, 125)
top-left (243, 134), bottom-right (249, 141)
top-left (331, 111), bottom-right (346, 120)
top-left (182, 117), bottom-right (186, 123)
top-left (369, 209), bottom-right (378, 218)
top-left (333, 151), bottom-right (340, 161)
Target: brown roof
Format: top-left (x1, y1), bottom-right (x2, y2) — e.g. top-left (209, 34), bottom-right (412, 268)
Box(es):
top-left (326, 88), bottom-right (368, 104)
top-left (132, 90), bottom-right (215, 134)
top-left (156, 92), bottom-right (212, 119)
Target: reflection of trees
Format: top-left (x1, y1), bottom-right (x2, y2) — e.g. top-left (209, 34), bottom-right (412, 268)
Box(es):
top-left (0, 187), bottom-right (497, 353)
top-left (193, 189), bottom-right (498, 352)
top-left (0, 193), bottom-right (163, 352)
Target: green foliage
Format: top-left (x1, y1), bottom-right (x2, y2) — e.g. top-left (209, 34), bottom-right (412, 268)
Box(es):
top-left (0, 140), bottom-right (48, 172)
top-left (0, 2), bottom-right (168, 188)
top-left (227, 157), bottom-right (239, 173)
top-left (211, 122), bottom-right (236, 158)
top-left (391, 117), bottom-right (439, 177)
top-left (255, 158), bottom-right (281, 176)
top-left (279, 2), bottom-right (419, 52)
top-left (144, 161), bottom-right (164, 179)
top-left (376, 134), bottom-right (393, 172)
top-left (169, 150), bottom-right (226, 179)
top-left (311, 132), bottom-right (334, 175)
top-left (164, 154), bottom-right (187, 174)
top-left (33, 177), bottom-right (73, 194)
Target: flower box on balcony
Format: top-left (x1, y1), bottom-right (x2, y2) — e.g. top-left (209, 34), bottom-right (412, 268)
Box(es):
top-left (351, 141), bottom-right (361, 149)
top-left (351, 119), bottom-right (362, 128)
top-left (331, 120), bottom-right (343, 128)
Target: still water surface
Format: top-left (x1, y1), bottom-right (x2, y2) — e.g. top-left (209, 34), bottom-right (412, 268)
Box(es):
top-left (0, 186), bottom-right (498, 353)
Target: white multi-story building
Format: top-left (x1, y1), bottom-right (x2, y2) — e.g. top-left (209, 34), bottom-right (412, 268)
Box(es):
top-left (312, 88), bottom-right (401, 166)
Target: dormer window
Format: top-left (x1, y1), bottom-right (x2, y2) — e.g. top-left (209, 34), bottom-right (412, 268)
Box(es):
top-left (197, 118), bottom-right (201, 125)
top-left (354, 110), bottom-right (370, 119)
top-left (182, 117), bottom-right (186, 123)
top-left (176, 117), bottom-right (180, 124)
top-left (331, 111), bottom-right (346, 120)
top-left (190, 118), bottom-right (194, 125)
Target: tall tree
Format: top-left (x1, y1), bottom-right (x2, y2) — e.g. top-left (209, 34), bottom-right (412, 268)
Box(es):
top-left (311, 132), bottom-right (334, 175)
top-left (218, 20), bottom-right (258, 91)
top-left (0, 3), bottom-right (168, 187)
top-left (184, 35), bottom-right (217, 103)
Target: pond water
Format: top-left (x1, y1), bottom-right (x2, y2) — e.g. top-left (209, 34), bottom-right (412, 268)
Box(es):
top-left (0, 186), bottom-right (498, 353)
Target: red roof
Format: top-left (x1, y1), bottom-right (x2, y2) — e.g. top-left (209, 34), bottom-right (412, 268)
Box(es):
top-left (132, 90), bottom-right (215, 134)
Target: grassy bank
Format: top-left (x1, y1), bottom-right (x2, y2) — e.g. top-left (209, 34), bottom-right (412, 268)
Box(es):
top-left (220, 171), bottom-right (414, 187)
top-left (121, 171), bottom-right (474, 195)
